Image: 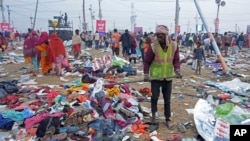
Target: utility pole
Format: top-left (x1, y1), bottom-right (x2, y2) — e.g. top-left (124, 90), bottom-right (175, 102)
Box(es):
top-left (32, 0), bottom-right (39, 30)
top-left (174, 0), bottom-right (180, 36)
top-left (187, 20), bottom-right (190, 33)
top-left (194, 13), bottom-right (200, 33)
top-left (98, 0), bottom-right (103, 20)
top-left (79, 15), bottom-right (82, 30)
top-left (130, 3), bottom-right (136, 32)
top-left (30, 16), bottom-right (33, 28)
top-left (82, 0), bottom-right (87, 32)
top-left (6, 5), bottom-right (10, 25)
top-left (235, 19), bottom-right (238, 33)
top-left (0, 0), bottom-right (6, 23)
top-left (89, 4), bottom-right (94, 32)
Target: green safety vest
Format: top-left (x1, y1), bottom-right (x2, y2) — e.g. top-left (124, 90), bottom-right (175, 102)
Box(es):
top-left (149, 41), bottom-right (177, 80)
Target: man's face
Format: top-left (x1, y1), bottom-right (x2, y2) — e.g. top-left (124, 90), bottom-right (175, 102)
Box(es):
top-left (156, 33), bottom-right (166, 44)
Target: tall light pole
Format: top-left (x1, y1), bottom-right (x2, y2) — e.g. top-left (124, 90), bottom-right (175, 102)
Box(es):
top-left (130, 3), bottom-right (136, 32)
top-left (0, 0), bottom-right (6, 23)
top-left (32, 0), bottom-right (39, 30)
top-left (98, 0), bottom-right (103, 20)
top-left (7, 5), bottom-right (10, 25)
top-left (89, 4), bottom-right (94, 32)
top-left (174, 0), bottom-right (180, 37)
top-left (214, 0), bottom-right (226, 33)
top-left (83, 0), bottom-right (87, 32)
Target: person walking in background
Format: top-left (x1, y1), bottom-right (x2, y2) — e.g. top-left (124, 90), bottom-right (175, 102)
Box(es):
top-left (35, 32), bottom-right (52, 75)
top-left (223, 32), bottom-right (231, 57)
top-left (72, 29), bottom-right (82, 59)
top-left (129, 32), bottom-right (137, 64)
top-left (237, 32), bottom-right (244, 50)
top-left (143, 35), bottom-right (152, 57)
top-left (144, 25), bottom-right (181, 130)
top-left (94, 31), bottom-right (100, 49)
top-left (120, 29), bottom-right (132, 60)
top-left (23, 31), bottom-right (40, 75)
top-left (193, 41), bottom-right (206, 75)
top-left (0, 33), bottom-right (6, 53)
top-left (188, 33), bottom-right (194, 48)
top-left (48, 32), bottom-right (68, 76)
top-left (215, 33), bottom-right (222, 51)
top-left (111, 28), bottom-right (121, 56)
top-left (139, 32), bottom-right (148, 62)
top-left (15, 30), bottom-right (20, 43)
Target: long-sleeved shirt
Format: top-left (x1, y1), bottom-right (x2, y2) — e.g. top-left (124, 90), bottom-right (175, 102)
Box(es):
top-left (143, 42), bottom-right (180, 74)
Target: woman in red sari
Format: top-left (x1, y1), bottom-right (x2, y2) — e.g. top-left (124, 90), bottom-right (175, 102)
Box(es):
top-left (48, 33), bottom-right (68, 75)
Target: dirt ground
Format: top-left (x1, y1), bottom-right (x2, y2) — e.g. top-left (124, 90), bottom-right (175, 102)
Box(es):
top-left (0, 46), bottom-right (249, 140)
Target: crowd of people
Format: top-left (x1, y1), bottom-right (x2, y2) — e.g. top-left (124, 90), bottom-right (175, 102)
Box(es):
top-left (0, 23), bottom-right (249, 136)
top-left (22, 28), bottom-right (72, 76)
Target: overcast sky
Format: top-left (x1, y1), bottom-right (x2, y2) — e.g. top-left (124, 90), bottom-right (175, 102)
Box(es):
top-left (3, 0), bottom-right (250, 34)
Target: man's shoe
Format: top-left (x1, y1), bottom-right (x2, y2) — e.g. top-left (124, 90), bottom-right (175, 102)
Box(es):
top-left (166, 120), bottom-right (175, 130)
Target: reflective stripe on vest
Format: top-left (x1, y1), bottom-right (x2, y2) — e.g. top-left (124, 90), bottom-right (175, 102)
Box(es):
top-left (152, 41), bottom-right (176, 64)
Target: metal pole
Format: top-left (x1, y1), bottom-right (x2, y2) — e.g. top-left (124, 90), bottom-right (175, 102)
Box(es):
top-left (30, 17), bottom-right (33, 28)
top-left (32, 0), bottom-right (39, 30)
top-left (98, 0), bottom-right (102, 20)
top-left (215, 4), bottom-right (220, 33)
top-left (83, 0), bottom-right (86, 31)
top-left (194, 0), bottom-right (228, 72)
top-left (89, 4), bottom-right (94, 32)
top-left (216, 4), bottom-right (220, 19)
top-left (174, 0), bottom-right (180, 37)
top-left (0, 0), bottom-right (6, 23)
top-left (7, 5), bottom-right (10, 25)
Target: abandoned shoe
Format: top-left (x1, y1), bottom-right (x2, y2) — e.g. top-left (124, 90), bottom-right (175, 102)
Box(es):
top-left (150, 112), bottom-right (159, 119)
top-left (177, 122), bottom-right (186, 133)
top-left (166, 120), bottom-right (175, 130)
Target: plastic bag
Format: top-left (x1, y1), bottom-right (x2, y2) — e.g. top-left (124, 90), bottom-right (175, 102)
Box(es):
top-left (215, 103), bottom-right (234, 118)
top-left (191, 59), bottom-right (197, 70)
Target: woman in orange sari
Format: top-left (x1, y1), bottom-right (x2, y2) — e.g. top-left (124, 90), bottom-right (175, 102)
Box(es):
top-left (35, 32), bottom-right (52, 75)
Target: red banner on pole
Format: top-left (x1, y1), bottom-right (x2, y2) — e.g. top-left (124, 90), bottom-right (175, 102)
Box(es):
top-left (0, 23), bottom-right (10, 31)
top-left (96, 20), bottom-right (106, 33)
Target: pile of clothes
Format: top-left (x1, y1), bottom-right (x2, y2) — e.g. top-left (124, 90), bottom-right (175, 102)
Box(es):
top-left (0, 73), bottom-right (157, 141)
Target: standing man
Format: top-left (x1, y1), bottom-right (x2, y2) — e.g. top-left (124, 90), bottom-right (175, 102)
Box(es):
top-left (120, 29), bottom-right (132, 60)
top-left (72, 29), bottom-right (82, 59)
top-left (111, 28), bottom-right (121, 56)
top-left (94, 31), bottom-right (100, 49)
top-left (237, 32), bottom-right (244, 50)
top-left (223, 32), bottom-right (231, 57)
top-left (64, 13), bottom-right (68, 26)
top-left (143, 25), bottom-right (181, 130)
